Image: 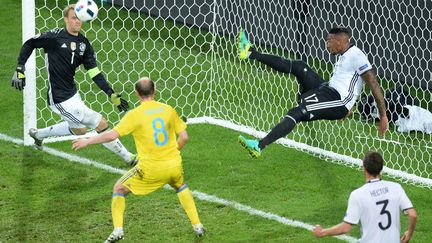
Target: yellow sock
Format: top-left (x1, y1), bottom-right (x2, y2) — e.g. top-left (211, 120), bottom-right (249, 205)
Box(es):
top-left (111, 193), bottom-right (126, 228)
top-left (176, 185), bottom-right (200, 225)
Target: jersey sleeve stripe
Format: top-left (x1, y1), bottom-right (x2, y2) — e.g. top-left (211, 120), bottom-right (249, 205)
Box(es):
top-left (341, 72), bottom-right (360, 105)
top-left (343, 220), bottom-right (357, 225)
top-left (403, 207), bottom-right (415, 211)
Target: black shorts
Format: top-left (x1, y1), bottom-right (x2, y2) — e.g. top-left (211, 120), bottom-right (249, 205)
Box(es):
top-left (298, 85), bottom-right (349, 121)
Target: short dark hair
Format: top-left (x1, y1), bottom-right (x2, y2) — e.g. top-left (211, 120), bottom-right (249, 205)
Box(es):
top-left (135, 77), bottom-right (155, 97)
top-left (363, 151), bottom-right (384, 176)
top-left (328, 26), bottom-right (350, 36)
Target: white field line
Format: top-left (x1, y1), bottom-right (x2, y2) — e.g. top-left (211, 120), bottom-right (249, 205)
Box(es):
top-left (0, 133), bottom-right (357, 242)
top-left (43, 130), bottom-right (99, 144)
top-left (188, 117), bottom-right (432, 187)
top-left (356, 135), bottom-right (432, 150)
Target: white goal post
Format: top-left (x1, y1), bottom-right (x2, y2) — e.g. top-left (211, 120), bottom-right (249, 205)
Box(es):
top-left (24, 0), bottom-right (431, 188)
top-left (22, 0), bottom-right (37, 146)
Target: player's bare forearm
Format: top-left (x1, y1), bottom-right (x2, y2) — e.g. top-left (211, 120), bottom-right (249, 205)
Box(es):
top-left (89, 130), bottom-right (119, 145)
top-left (362, 70), bottom-right (386, 118)
top-left (177, 130), bottom-right (189, 150)
top-left (313, 222), bottom-right (352, 237)
top-left (401, 208), bottom-right (417, 243)
top-left (72, 130), bottom-right (119, 150)
top-left (362, 70), bottom-right (388, 136)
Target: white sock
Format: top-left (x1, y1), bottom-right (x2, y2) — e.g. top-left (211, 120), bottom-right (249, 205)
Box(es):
top-left (37, 121), bottom-right (72, 139)
top-left (193, 223), bottom-right (203, 229)
top-left (113, 227), bottom-right (123, 234)
top-left (101, 137), bottom-right (132, 162)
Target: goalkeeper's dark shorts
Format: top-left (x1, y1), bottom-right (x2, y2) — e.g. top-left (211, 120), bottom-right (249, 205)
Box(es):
top-left (297, 84), bottom-right (349, 122)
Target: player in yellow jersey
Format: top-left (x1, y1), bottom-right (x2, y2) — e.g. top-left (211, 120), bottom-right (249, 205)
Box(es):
top-left (72, 77), bottom-right (205, 242)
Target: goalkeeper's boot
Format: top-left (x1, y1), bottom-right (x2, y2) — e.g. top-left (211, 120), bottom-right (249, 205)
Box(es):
top-left (104, 228), bottom-right (124, 243)
top-left (238, 135), bottom-right (261, 158)
top-left (193, 223), bottom-right (206, 237)
top-left (237, 28), bottom-right (252, 60)
top-left (128, 154), bottom-right (138, 166)
top-left (28, 128), bottom-right (43, 150)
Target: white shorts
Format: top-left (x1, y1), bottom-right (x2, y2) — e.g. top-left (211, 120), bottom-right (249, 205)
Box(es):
top-left (50, 93), bottom-right (102, 129)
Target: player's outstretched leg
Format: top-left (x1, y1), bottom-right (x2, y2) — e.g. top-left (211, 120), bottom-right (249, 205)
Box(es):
top-left (239, 106), bottom-right (305, 158)
top-left (96, 120), bottom-right (137, 166)
top-left (237, 28), bottom-right (253, 60)
top-left (28, 128), bottom-right (44, 150)
top-left (99, 133), bottom-right (135, 165)
top-left (236, 30), bottom-right (324, 93)
top-left (238, 135), bottom-right (261, 158)
top-left (28, 122), bottom-right (74, 150)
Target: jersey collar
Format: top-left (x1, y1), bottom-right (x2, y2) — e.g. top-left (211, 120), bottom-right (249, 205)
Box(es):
top-left (367, 178), bottom-right (381, 183)
top-left (340, 44), bottom-right (355, 55)
top-left (64, 27), bottom-right (81, 38)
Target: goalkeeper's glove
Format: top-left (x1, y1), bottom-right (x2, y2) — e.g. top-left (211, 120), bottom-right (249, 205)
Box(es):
top-left (110, 93), bottom-right (129, 112)
top-left (11, 64), bottom-right (26, 91)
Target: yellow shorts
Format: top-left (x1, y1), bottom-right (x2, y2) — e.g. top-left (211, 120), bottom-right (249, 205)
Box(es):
top-left (119, 165), bottom-right (184, 195)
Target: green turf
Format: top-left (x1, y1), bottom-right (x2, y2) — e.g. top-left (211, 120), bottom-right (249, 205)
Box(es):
top-left (1, 0), bottom-right (432, 242)
top-left (1, 125), bottom-right (432, 242)
top-left (28, 0), bottom-right (432, 179)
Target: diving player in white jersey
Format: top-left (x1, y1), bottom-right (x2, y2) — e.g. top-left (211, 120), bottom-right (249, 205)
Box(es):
top-left (237, 27), bottom-right (388, 158)
top-left (313, 151), bottom-right (417, 243)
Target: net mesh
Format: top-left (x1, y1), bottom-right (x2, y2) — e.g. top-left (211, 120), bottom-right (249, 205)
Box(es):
top-left (33, 0), bottom-right (431, 187)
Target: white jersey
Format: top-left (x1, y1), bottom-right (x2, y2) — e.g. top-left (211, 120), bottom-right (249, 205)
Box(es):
top-left (395, 105), bottom-right (432, 134)
top-left (344, 179), bottom-right (413, 243)
top-left (328, 46), bottom-right (372, 109)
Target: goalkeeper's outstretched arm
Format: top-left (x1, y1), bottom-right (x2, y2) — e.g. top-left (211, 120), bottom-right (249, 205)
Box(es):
top-left (17, 30), bottom-right (57, 65)
top-left (84, 40), bottom-right (129, 112)
top-left (13, 31), bottom-right (56, 91)
top-left (87, 67), bottom-right (129, 112)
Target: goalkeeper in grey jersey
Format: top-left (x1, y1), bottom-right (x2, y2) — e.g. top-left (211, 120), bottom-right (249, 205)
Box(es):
top-left (11, 4), bottom-right (137, 165)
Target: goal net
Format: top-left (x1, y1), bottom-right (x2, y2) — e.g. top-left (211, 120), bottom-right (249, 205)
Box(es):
top-left (25, 0), bottom-right (431, 187)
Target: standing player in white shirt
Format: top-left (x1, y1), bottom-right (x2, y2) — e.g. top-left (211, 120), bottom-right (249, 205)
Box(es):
top-left (313, 151), bottom-right (417, 243)
top-left (237, 27), bottom-right (389, 158)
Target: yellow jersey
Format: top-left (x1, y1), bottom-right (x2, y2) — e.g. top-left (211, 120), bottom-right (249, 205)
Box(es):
top-left (113, 100), bottom-right (186, 171)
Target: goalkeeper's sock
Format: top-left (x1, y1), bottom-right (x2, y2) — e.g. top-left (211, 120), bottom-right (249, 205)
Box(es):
top-left (101, 139), bottom-right (132, 162)
top-left (37, 121), bottom-right (72, 138)
top-left (111, 193), bottom-right (126, 228)
top-left (97, 129), bottom-right (131, 162)
top-left (249, 51), bottom-right (293, 74)
top-left (176, 185), bottom-right (201, 225)
top-left (259, 115), bottom-right (297, 150)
